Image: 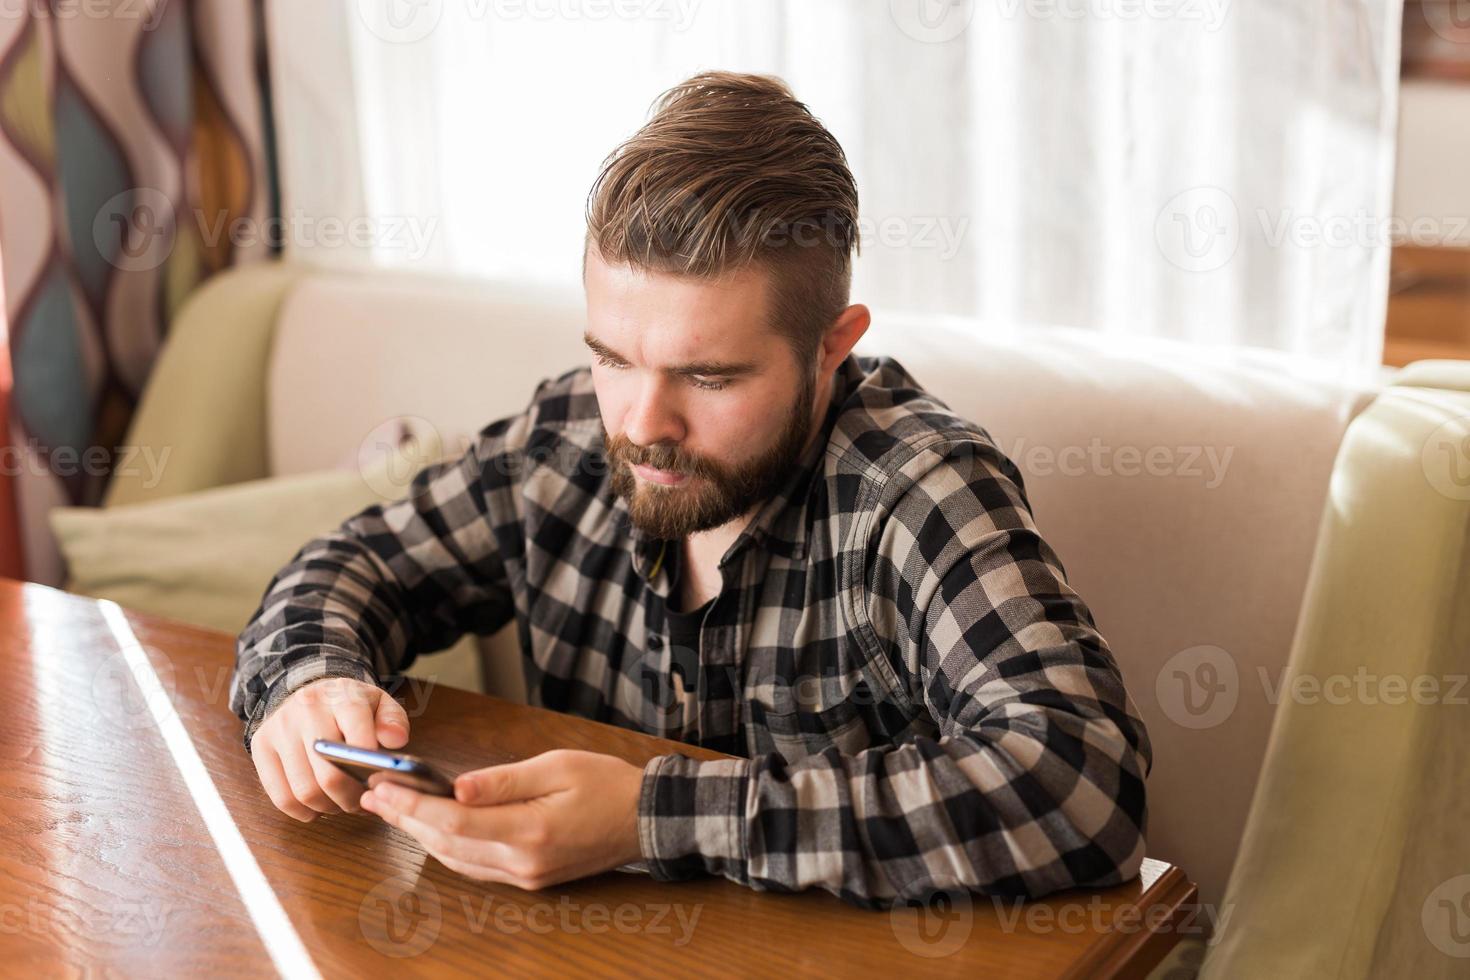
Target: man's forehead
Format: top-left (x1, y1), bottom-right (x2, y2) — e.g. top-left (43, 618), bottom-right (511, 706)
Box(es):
top-left (583, 252), bottom-right (777, 357)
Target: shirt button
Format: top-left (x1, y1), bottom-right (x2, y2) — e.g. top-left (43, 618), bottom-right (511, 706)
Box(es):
top-left (648, 634), bottom-right (664, 650)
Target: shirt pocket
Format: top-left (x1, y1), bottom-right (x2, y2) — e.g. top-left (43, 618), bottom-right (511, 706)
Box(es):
top-left (742, 633), bottom-right (883, 762)
top-left (757, 695), bottom-right (874, 763)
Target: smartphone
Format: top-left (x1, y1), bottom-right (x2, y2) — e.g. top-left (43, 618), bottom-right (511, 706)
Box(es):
top-left (313, 739), bottom-right (456, 797)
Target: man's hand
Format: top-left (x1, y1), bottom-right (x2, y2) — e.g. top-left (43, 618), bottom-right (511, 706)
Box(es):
top-left (251, 676), bottom-right (411, 822)
top-left (359, 748), bottom-right (645, 890)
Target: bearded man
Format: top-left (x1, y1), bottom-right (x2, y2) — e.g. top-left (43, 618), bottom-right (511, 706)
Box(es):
top-left (231, 71), bottom-right (1151, 910)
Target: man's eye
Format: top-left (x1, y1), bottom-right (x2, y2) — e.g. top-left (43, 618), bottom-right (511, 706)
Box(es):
top-left (690, 377), bottom-right (728, 391)
top-left (595, 354), bottom-right (628, 370)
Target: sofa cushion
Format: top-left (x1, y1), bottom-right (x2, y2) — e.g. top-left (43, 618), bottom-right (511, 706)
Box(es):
top-left (52, 452), bottom-right (483, 694)
top-left (106, 262), bottom-right (304, 508)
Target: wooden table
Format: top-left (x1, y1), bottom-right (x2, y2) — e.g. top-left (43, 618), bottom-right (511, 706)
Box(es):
top-left (0, 580), bottom-right (1197, 977)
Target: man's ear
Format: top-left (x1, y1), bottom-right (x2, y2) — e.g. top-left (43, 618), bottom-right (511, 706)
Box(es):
top-left (817, 304), bottom-right (871, 374)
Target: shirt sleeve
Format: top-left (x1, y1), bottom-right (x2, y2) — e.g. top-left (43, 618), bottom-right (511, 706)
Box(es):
top-left (229, 412), bottom-right (532, 754)
top-left (635, 437), bottom-right (1152, 909)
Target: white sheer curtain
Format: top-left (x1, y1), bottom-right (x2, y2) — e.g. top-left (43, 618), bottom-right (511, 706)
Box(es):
top-left (267, 0), bottom-right (1403, 379)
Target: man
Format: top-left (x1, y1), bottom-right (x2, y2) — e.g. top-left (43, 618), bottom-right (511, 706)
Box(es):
top-left (231, 71), bottom-right (1151, 909)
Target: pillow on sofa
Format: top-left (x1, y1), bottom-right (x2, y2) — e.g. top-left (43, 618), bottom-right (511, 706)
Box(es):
top-left (49, 457), bottom-right (485, 693)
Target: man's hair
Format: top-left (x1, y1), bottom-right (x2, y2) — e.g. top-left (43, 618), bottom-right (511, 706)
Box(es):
top-left (585, 71), bottom-right (860, 367)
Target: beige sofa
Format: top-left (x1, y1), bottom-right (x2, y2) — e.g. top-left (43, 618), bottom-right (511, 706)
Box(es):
top-left (77, 261), bottom-right (1470, 976)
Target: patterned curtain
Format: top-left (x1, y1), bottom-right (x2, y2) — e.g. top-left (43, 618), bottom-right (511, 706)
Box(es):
top-left (0, 0), bottom-right (276, 584)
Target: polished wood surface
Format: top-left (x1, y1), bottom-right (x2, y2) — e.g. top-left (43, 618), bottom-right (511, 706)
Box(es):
top-left (0, 580), bottom-right (1197, 977)
top-left (1386, 244), bottom-right (1470, 367)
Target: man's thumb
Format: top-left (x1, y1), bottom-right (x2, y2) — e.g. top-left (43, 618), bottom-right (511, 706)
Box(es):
top-left (374, 693), bottom-right (410, 748)
top-left (455, 756), bottom-right (547, 806)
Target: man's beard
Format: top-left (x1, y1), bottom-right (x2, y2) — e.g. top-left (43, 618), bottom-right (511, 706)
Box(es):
top-left (605, 377), bottom-right (815, 540)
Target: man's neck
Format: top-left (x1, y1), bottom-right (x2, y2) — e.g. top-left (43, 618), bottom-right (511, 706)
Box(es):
top-left (676, 365), bottom-right (838, 610)
top-left (677, 532), bottom-right (729, 611)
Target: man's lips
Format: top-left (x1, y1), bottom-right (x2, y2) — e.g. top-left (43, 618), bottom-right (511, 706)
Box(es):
top-left (631, 463), bottom-right (690, 486)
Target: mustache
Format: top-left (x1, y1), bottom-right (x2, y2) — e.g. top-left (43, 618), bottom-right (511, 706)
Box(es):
top-left (604, 433), bottom-right (720, 480)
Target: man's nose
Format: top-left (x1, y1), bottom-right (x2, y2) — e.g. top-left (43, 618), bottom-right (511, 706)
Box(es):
top-left (622, 376), bottom-right (686, 448)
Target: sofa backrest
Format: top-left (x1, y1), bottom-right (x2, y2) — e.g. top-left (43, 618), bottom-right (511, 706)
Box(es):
top-left (268, 271), bottom-right (588, 475)
top-left (267, 267), bottom-right (1375, 907)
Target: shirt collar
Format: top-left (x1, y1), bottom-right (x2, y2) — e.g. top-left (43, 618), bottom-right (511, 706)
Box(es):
top-left (624, 354), bottom-right (863, 579)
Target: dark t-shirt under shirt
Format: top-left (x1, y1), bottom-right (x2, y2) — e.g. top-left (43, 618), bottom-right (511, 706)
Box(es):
top-left (666, 557), bottom-right (711, 693)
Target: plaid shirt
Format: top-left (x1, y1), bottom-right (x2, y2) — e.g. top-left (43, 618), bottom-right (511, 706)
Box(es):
top-left (231, 353), bottom-right (1151, 909)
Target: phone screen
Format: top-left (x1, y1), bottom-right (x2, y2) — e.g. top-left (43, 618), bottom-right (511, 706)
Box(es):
top-left (313, 739), bottom-right (455, 797)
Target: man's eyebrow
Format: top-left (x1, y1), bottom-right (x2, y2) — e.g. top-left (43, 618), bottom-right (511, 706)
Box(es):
top-left (583, 332), bottom-right (628, 363)
top-left (582, 332), bottom-right (759, 377)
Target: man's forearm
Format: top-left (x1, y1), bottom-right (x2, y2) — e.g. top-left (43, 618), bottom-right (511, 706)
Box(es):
top-left (230, 533), bottom-right (401, 752)
top-left (230, 437), bottom-right (521, 753)
top-left (635, 712), bottom-right (1148, 909)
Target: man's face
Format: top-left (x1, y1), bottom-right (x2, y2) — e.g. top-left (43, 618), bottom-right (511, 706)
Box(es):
top-left (583, 248), bottom-right (816, 540)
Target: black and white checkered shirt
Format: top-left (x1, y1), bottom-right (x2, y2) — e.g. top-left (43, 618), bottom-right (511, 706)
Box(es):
top-left (231, 353), bottom-right (1151, 908)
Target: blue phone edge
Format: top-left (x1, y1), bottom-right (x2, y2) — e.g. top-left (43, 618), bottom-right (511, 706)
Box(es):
top-left (313, 739), bottom-right (414, 771)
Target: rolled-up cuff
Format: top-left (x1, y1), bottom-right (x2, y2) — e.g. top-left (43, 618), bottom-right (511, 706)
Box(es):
top-left (637, 753), bottom-right (751, 883)
top-left (240, 661), bottom-right (378, 755)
